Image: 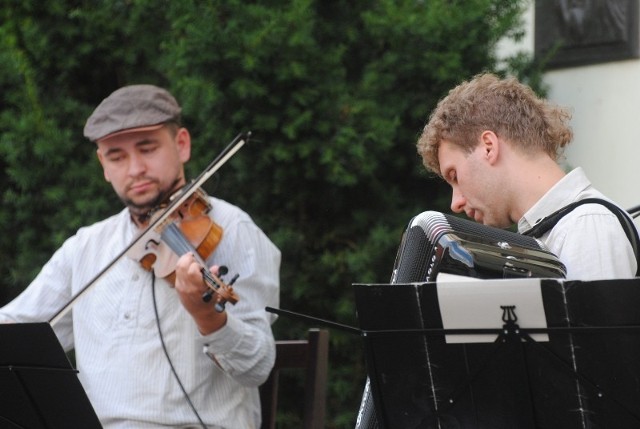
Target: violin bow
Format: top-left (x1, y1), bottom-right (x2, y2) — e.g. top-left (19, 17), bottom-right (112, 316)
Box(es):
top-left (49, 131), bottom-right (250, 326)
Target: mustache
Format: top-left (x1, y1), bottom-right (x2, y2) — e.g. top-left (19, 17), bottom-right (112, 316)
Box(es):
top-left (122, 176), bottom-right (184, 215)
top-left (125, 176), bottom-right (159, 192)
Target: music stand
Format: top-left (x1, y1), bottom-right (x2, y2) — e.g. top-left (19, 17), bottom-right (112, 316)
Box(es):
top-left (355, 278), bottom-right (640, 429)
top-left (0, 323), bottom-right (102, 429)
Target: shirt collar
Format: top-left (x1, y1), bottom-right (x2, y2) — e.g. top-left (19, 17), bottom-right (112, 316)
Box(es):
top-left (518, 167), bottom-right (592, 233)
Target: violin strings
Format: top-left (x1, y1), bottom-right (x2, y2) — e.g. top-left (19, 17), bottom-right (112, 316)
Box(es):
top-left (161, 223), bottom-right (197, 258)
top-left (162, 223), bottom-right (221, 293)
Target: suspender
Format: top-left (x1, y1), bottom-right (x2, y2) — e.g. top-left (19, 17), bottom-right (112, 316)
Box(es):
top-left (522, 198), bottom-right (640, 276)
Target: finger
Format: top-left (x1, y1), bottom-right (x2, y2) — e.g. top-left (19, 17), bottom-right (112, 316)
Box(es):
top-left (175, 252), bottom-right (196, 271)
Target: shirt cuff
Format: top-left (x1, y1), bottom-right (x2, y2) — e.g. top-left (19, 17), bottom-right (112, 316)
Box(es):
top-left (200, 313), bottom-right (244, 371)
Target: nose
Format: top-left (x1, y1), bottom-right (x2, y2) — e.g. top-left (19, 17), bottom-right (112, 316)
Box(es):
top-left (128, 153), bottom-right (147, 177)
top-left (450, 186), bottom-right (465, 213)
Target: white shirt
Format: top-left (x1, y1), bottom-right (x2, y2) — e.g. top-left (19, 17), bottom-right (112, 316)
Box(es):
top-left (0, 196), bottom-right (281, 429)
top-left (518, 167), bottom-right (637, 280)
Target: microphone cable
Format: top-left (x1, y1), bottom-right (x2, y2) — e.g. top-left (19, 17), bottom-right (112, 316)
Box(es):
top-left (151, 273), bottom-right (208, 429)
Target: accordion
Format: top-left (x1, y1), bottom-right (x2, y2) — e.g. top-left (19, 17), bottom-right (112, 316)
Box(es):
top-left (391, 210), bottom-right (567, 282)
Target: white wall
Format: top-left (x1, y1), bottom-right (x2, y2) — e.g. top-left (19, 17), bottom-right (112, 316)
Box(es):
top-left (498, 2), bottom-right (640, 209)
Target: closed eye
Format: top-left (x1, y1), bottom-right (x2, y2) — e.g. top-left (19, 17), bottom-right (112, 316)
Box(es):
top-left (137, 140), bottom-right (160, 154)
top-left (140, 144), bottom-right (159, 154)
top-left (103, 148), bottom-right (126, 163)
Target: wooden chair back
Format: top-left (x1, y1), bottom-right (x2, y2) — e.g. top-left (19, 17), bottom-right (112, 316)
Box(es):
top-left (260, 328), bottom-right (329, 429)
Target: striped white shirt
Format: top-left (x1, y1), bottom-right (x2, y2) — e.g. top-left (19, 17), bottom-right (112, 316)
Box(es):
top-left (518, 167), bottom-right (637, 280)
top-left (0, 197), bottom-right (281, 429)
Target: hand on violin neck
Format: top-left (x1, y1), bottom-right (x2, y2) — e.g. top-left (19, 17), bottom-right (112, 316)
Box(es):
top-left (174, 252), bottom-right (227, 335)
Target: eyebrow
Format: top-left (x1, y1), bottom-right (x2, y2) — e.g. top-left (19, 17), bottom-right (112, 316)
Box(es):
top-left (101, 138), bottom-right (157, 157)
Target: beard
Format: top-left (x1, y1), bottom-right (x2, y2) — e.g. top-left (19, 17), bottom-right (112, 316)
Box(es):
top-left (122, 176), bottom-right (184, 224)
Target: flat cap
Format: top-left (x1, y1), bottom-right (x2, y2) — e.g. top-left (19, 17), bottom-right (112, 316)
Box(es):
top-left (83, 84), bottom-right (181, 141)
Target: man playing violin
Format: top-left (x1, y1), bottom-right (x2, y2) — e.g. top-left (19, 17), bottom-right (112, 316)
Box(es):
top-left (0, 85), bottom-right (281, 428)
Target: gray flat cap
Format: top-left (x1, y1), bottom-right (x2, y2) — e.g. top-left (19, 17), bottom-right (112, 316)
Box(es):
top-left (83, 84), bottom-right (181, 141)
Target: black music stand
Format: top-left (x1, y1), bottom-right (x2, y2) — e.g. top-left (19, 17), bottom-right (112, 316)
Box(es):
top-left (354, 278), bottom-right (640, 429)
top-left (0, 323), bottom-right (102, 429)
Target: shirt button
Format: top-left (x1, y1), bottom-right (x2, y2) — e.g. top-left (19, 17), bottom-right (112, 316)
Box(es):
top-left (124, 312), bottom-right (131, 320)
top-left (132, 274), bottom-right (139, 281)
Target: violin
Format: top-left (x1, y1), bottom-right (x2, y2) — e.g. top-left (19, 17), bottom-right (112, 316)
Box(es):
top-left (48, 132), bottom-right (250, 326)
top-left (130, 187), bottom-right (239, 312)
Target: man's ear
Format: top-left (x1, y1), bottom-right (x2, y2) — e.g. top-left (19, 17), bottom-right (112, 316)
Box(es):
top-left (176, 128), bottom-right (192, 163)
top-left (480, 130), bottom-right (500, 165)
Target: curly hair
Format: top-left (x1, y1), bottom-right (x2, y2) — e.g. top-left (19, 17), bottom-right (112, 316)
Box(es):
top-left (416, 73), bottom-right (573, 176)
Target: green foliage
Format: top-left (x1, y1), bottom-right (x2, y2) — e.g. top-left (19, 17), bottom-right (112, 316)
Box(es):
top-left (0, 0), bottom-right (541, 427)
